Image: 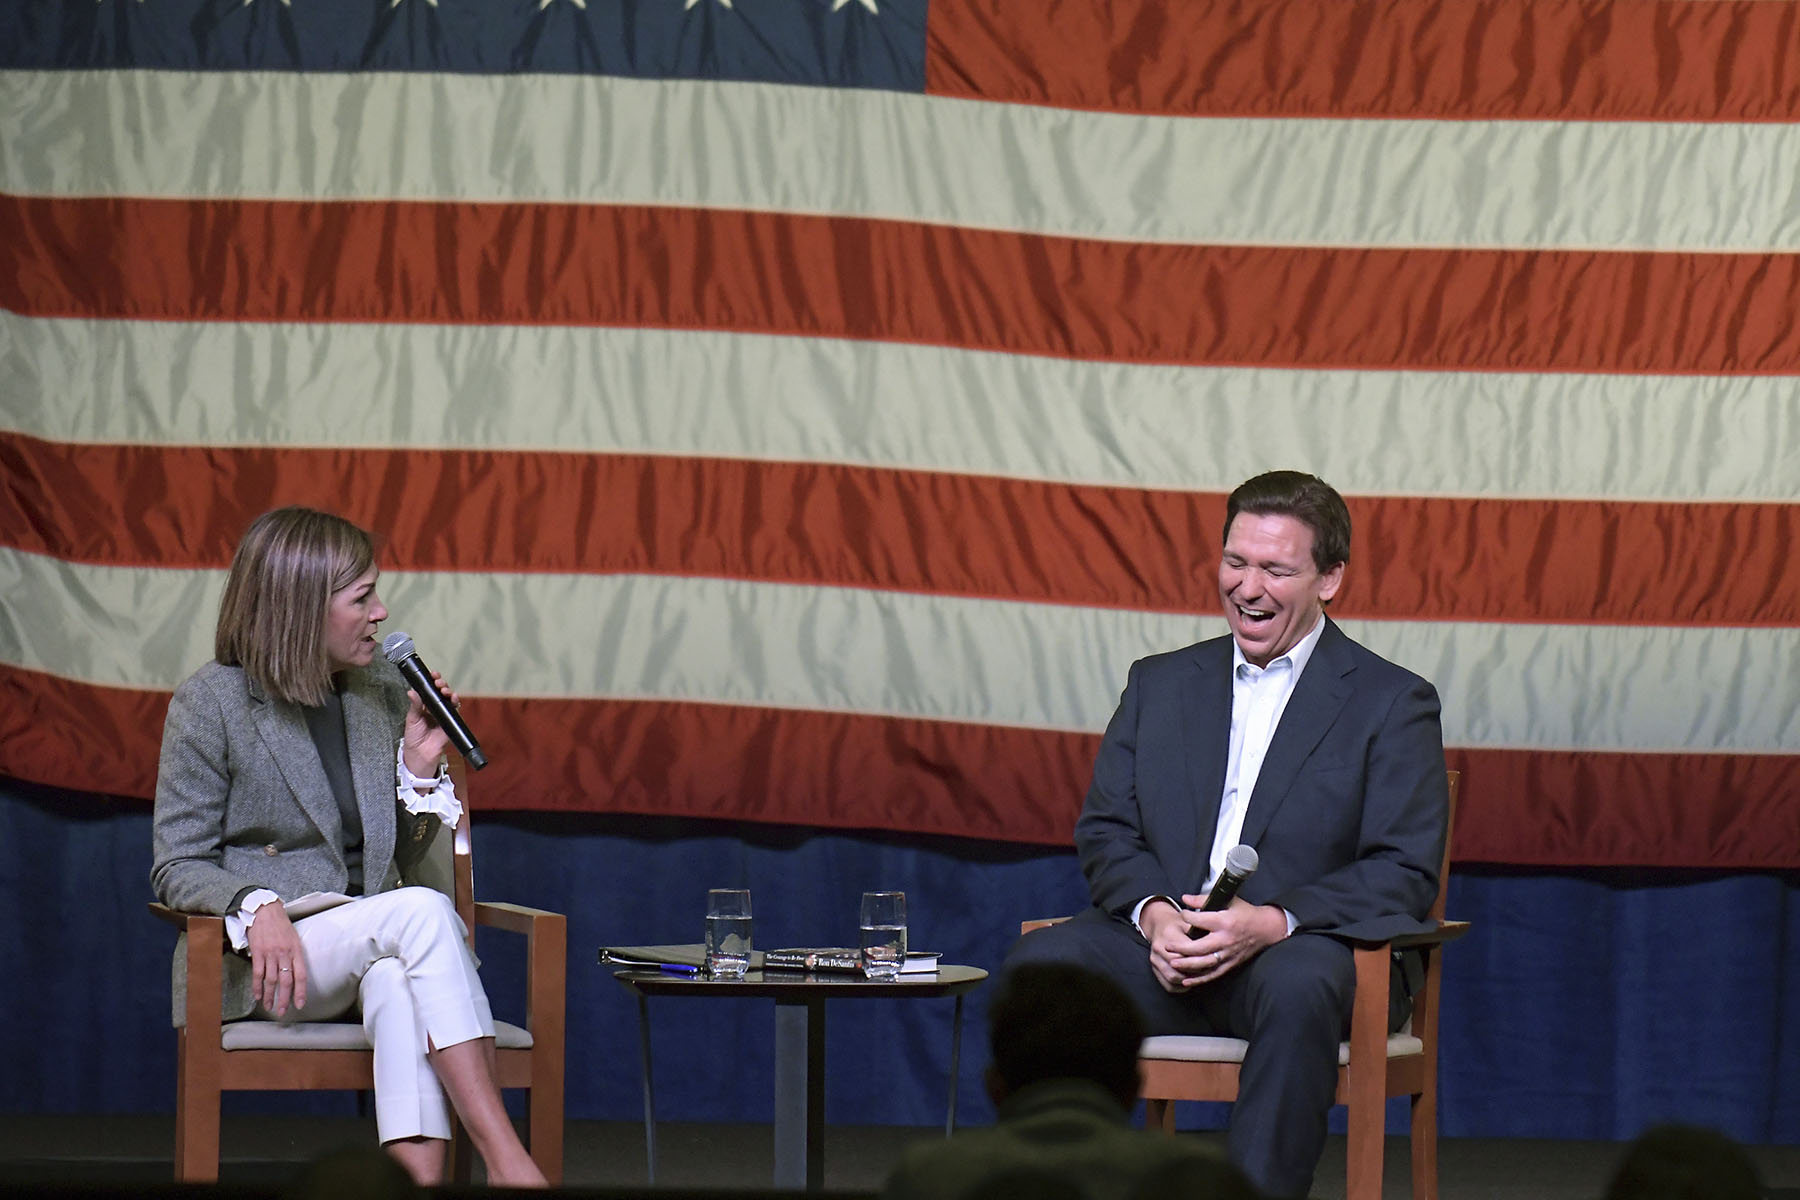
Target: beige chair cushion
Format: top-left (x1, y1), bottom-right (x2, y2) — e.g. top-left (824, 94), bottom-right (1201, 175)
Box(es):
top-left (1140, 1033), bottom-right (1423, 1067)
top-left (221, 1019), bottom-right (532, 1051)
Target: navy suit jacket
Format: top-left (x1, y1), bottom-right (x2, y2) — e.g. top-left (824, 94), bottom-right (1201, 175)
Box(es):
top-left (1074, 617), bottom-right (1448, 943)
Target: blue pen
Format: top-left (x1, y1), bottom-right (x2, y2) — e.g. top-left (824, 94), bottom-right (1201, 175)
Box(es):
top-left (659, 963), bottom-right (701, 977)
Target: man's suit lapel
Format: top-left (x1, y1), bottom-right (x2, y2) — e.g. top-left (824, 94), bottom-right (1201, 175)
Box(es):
top-left (342, 671), bottom-right (398, 890)
top-left (1179, 638), bottom-right (1234, 889)
top-left (247, 677), bottom-right (342, 855)
top-left (1238, 617), bottom-right (1356, 849)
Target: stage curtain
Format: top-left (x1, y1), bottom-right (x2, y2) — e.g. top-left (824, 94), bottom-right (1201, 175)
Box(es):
top-left (3, 777), bottom-right (1794, 1143)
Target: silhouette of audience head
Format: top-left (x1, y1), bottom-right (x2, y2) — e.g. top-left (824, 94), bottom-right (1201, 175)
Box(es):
top-left (289, 1145), bottom-right (420, 1200)
top-left (962, 1165), bottom-right (1089, 1200)
top-left (1604, 1123), bottom-right (1763, 1200)
top-left (1122, 1153), bottom-right (1262, 1200)
top-left (987, 963), bottom-right (1145, 1111)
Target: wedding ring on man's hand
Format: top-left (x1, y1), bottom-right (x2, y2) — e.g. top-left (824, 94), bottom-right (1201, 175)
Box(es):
top-left (278, 966), bottom-right (292, 973)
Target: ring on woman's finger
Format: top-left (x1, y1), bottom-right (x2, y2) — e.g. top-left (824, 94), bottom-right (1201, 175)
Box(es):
top-left (278, 966), bottom-right (292, 973)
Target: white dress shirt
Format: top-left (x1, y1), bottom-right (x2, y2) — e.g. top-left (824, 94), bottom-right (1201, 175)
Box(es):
top-left (1203, 611), bottom-right (1326, 890)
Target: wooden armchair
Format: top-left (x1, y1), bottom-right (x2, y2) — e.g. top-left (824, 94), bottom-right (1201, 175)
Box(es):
top-left (1022, 771), bottom-right (1465, 1200)
top-left (149, 775), bottom-right (566, 1184)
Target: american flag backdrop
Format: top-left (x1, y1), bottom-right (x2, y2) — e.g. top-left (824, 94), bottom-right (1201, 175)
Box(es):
top-left (1, 0), bottom-right (1796, 869)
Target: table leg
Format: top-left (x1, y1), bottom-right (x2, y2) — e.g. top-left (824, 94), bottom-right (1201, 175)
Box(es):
top-left (636, 991), bottom-right (657, 1184)
top-left (945, 993), bottom-right (965, 1136)
top-left (773, 996), bottom-right (826, 1190)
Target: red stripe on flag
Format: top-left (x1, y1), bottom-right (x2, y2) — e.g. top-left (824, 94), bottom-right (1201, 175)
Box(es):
top-left (0, 667), bottom-right (174, 799)
top-left (7, 433), bottom-right (1799, 626)
top-left (7, 194), bottom-right (1800, 374)
top-left (927, 0), bottom-right (1800, 122)
top-left (3, 665), bottom-right (1795, 866)
top-left (1447, 747), bottom-right (1800, 870)
top-left (0, 665), bottom-right (1093, 846)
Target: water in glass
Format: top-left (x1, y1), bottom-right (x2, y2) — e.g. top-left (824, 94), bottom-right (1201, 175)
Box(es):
top-left (705, 914), bottom-right (753, 979)
top-left (860, 923), bottom-right (907, 980)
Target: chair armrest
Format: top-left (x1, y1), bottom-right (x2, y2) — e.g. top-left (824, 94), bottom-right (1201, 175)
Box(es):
top-left (1386, 919), bottom-right (1471, 951)
top-left (1337, 919), bottom-right (1470, 951)
top-left (1020, 916), bottom-right (1071, 935)
top-left (472, 903), bottom-right (565, 1048)
top-left (147, 904), bottom-right (227, 1033)
top-left (149, 902), bottom-right (192, 931)
top-left (149, 902), bottom-right (227, 948)
top-left (474, 901), bottom-right (563, 937)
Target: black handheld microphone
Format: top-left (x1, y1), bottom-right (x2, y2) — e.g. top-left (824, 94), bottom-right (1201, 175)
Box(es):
top-left (382, 631), bottom-right (488, 770)
top-left (1200, 844), bottom-right (1259, 912)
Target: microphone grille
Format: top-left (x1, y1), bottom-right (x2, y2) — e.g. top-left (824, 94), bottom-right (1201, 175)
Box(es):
top-left (1224, 844), bottom-right (1259, 876)
top-left (380, 631), bottom-right (415, 662)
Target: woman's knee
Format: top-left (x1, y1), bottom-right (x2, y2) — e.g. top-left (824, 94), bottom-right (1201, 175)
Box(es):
top-left (360, 956), bottom-right (410, 1008)
top-left (383, 886), bottom-right (463, 935)
top-left (364, 955), bottom-right (406, 985)
top-left (350, 887), bottom-right (464, 964)
top-left (389, 884), bottom-right (457, 915)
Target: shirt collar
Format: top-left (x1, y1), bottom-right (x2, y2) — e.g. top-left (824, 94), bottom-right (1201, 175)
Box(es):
top-left (1232, 610), bottom-right (1327, 680)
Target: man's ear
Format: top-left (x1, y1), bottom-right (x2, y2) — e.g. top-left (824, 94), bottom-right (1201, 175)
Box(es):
top-left (984, 1065), bottom-right (1009, 1108)
top-left (1318, 560), bottom-right (1345, 605)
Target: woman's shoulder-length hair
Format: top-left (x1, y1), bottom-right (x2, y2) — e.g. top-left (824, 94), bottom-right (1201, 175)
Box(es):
top-left (214, 507), bottom-right (375, 707)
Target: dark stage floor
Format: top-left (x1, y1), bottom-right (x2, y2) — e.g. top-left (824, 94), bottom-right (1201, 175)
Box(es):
top-left (2, 1114), bottom-right (1797, 1198)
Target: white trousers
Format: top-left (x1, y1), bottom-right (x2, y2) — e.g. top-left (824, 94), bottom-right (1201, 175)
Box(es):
top-left (255, 886), bottom-right (495, 1143)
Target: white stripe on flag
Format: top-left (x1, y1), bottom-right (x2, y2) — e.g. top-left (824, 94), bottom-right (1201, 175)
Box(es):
top-left (7, 315), bottom-right (1797, 503)
top-left (4, 71), bottom-right (1798, 251)
top-left (4, 549), bottom-right (1795, 753)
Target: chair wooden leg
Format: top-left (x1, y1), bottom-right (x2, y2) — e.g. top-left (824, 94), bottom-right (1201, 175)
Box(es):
top-left (1344, 948), bottom-right (1391, 1200)
top-left (525, 909), bottom-right (566, 1184)
top-left (1410, 1091), bottom-right (1438, 1200)
top-left (1143, 1097), bottom-right (1177, 1133)
top-left (173, 1029), bottom-right (221, 1183)
top-left (1344, 1094), bottom-right (1385, 1200)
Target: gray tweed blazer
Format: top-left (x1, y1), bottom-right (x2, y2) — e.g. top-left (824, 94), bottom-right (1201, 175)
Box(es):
top-left (151, 659), bottom-right (444, 1024)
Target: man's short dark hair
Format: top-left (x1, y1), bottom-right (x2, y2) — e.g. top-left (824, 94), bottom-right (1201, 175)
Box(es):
top-left (1223, 470), bottom-right (1352, 572)
top-left (989, 964), bottom-right (1144, 1108)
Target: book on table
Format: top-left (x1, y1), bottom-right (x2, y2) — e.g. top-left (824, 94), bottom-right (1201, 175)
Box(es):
top-left (763, 947), bottom-right (861, 973)
top-left (761, 948), bottom-right (944, 974)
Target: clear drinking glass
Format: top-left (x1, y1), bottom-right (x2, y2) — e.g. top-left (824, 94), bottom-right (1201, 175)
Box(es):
top-left (859, 891), bottom-right (907, 980)
top-left (705, 889), bottom-right (753, 979)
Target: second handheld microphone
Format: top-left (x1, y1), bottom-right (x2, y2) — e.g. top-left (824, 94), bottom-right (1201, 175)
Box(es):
top-left (382, 631), bottom-right (489, 770)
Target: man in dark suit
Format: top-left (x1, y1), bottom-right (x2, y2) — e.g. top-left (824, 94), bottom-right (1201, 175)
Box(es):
top-left (1007, 470), bottom-right (1450, 1200)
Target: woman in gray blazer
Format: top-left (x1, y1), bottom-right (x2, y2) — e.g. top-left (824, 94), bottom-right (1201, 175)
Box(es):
top-left (151, 507), bottom-right (544, 1187)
